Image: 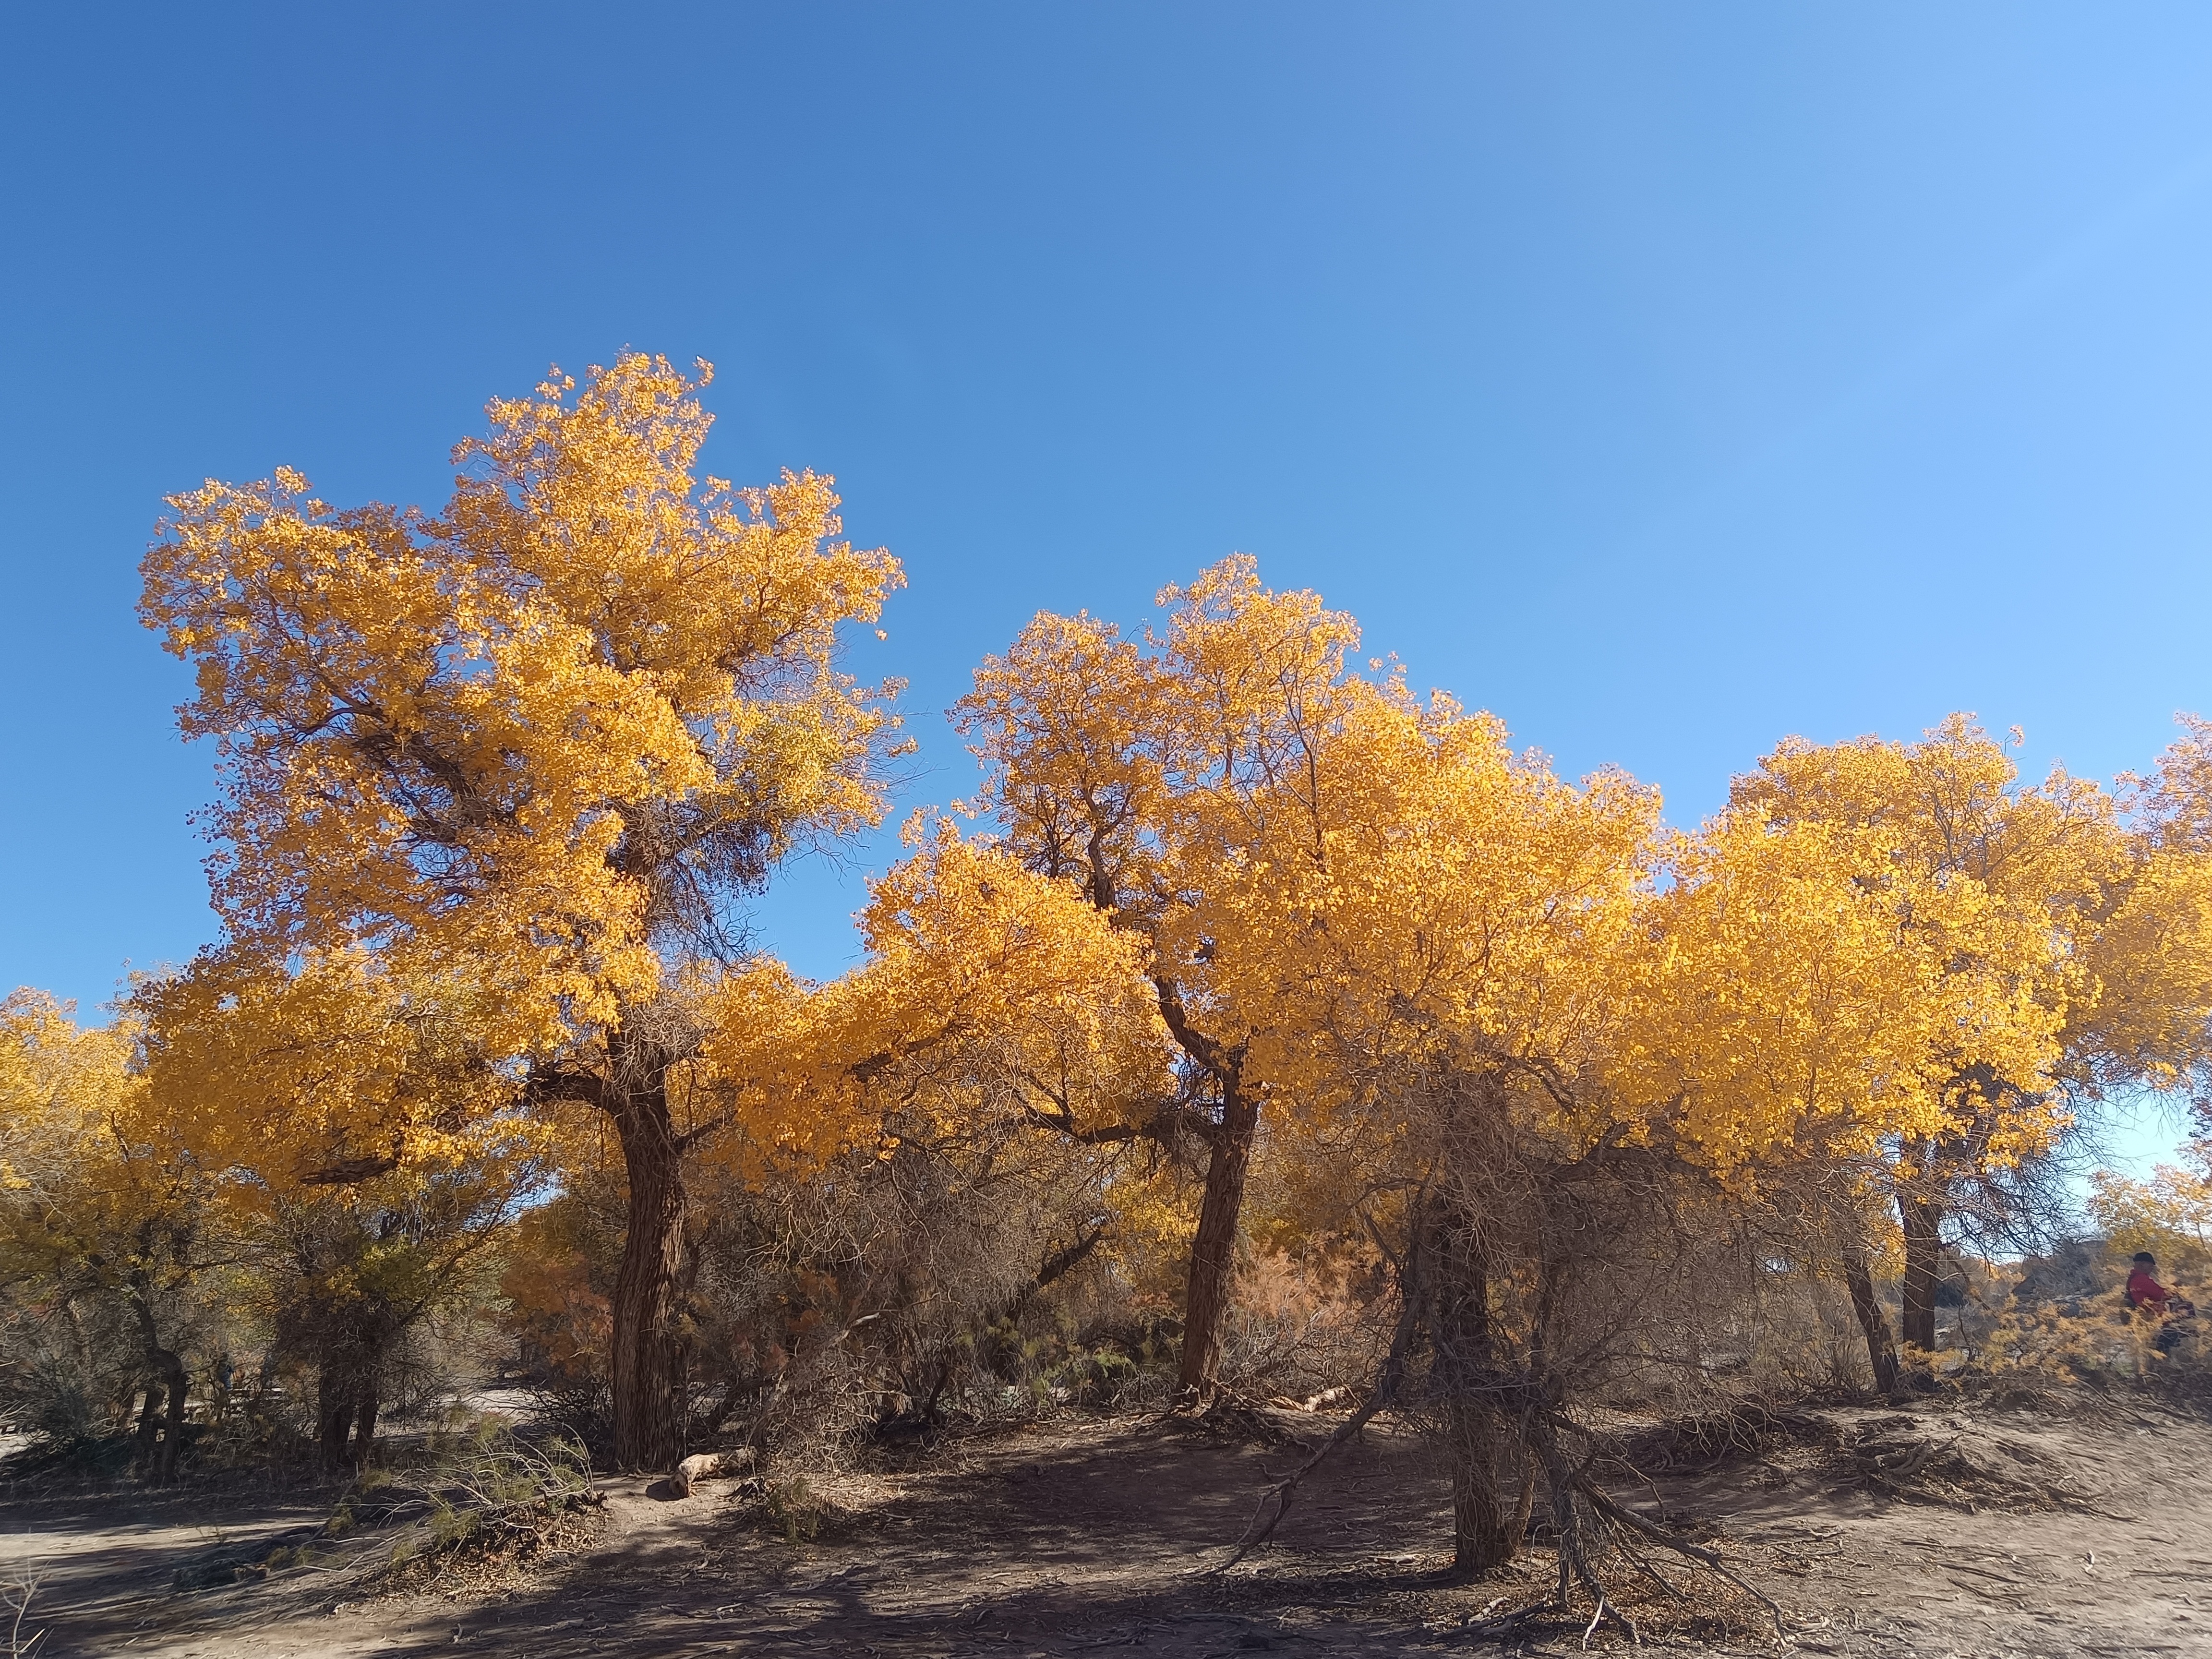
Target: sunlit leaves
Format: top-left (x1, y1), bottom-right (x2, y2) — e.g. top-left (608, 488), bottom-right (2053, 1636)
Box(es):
top-left (141, 353), bottom-right (905, 1059)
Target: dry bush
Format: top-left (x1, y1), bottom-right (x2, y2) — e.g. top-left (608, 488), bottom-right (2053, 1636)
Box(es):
top-left (1987, 1285), bottom-right (2206, 1385)
top-left (509, 1106), bottom-right (1192, 1470)
top-left (367, 1416), bottom-right (596, 1563)
top-left (721, 1472), bottom-right (881, 1545)
top-left (1724, 1271), bottom-right (1876, 1398)
top-left (1218, 1248), bottom-right (1395, 1404)
top-left (1, 1553), bottom-right (46, 1659)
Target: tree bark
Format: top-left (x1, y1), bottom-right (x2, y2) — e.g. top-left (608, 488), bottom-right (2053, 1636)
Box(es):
top-left (1897, 1195), bottom-right (1944, 1352)
top-left (350, 1378), bottom-right (381, 1466)
top-left (317, 1357), bottom-right (361, 1473)
top-left (132, 1382), bottom-right (164, 1474)
top-left (1508, 1455), bottom-right (1536, 1555)
top-left (608, 1037), bottom-right (688, 1471)
top-left (129, 1286), bottom-right (189, 1484)
top-left (1843, 1257), bottom-right (1900, 1395)
top-left (156, 1365), bottom-right (190, 1483)
top-left (1421, 1193), bottom-right (1520, 1575)
top-left (1178, 1083), bottom-right (1259, 1396)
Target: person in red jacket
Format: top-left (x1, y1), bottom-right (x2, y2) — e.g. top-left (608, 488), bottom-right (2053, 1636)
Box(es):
top-left (2126, 1251), bottom-right (2196, 1318)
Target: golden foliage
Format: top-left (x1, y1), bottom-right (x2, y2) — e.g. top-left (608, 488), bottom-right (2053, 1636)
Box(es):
top-left (702, 817), bottom-right (1174, 1168)
top-left (140, 353), bottom-right (905, 1056)
top-left (2091, 1140), bottom-right (2212, 1264)
top-left (136, 949), bottom-right (534, 1195)
top-left (1210, 687), bottom-right (1660, 1147)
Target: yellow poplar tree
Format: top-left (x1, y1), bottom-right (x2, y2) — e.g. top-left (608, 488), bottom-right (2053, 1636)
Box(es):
top-left (1623, 805), bottom-right (2059, 1389)
top-left (1203, 687), bottom-right (1666, 1576)
top-left (139, 354), bottom-right (904, 1468)
top-left (953, 557), bottom-right (1366, 1394)
top-left (1715, 716), bottom-right (2212, 1364)
top-left (699, 818), bottom-right (1176, 1170)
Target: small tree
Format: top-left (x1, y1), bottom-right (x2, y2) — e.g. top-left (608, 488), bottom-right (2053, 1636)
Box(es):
top-left (260, 1156), bottom-right (537, 1470)
top-left (2092, 1139), bottom-right (2212, 1280)
top-left (695, 818), bottom-right (1181, 1423)
top-left (138, 944), bottom-right (552, 1467)
top-left (0, 991), bottom-right (224, 1481)
top-left (1202, 687), bottom-right (1668, 1577)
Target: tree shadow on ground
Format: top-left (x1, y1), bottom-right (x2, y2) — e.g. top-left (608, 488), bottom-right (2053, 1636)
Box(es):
top-left (388, 1413), bottom-right (1479, 1657)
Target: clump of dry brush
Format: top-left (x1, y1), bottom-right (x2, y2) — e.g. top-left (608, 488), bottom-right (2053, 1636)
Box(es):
top-left (513, 1105), bottom-right (1196, 1474)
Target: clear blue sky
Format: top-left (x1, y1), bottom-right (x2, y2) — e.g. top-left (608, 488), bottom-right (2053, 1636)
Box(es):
top-left (3, 7), bottom-right (2208, 1165)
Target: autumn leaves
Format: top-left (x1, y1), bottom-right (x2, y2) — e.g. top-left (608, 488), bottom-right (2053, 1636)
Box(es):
top-left (119, 353), bottom-right (2212, 1521)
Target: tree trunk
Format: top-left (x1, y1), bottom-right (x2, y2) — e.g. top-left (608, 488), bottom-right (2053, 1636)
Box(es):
top-left (1508, 1455), bottom-right (1536, 1553)
top-left (1897, 1195), bottom-right (1944, 1352)
top-left (133, 1382), bottom-right (164, 1475)
top-left (1178, 1084), bottom-right (1259, 1396)
top-left (1843, 1258), bottom-right (1900, 1395)
top-left (317, 1357), bottom-right (360, 1473)
top-left (608, 1041), bottom-right (688, 1471)
top-left (127, 1282), bottom-right (189, 1483)
top-left (350, 1377), bottom-right (381, 1466)
top-left (134, 1348), bottom-right (188, 1483)
top-left (1421, 1193), bottom-right (1520, 1576)
top-left (156, 1365), bottom-right (190, 1483)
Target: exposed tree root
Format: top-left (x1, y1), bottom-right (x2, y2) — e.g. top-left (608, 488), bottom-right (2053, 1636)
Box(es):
top-left (1217, 1345), bottom-right (1783, 1647)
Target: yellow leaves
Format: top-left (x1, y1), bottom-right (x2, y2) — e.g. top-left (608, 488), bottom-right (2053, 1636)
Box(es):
top-left (134, 356), bottom-right (2212, 1328)
top-left (2080, 843), bottom-right (2212, 1084)
top-left (699, 820), bottom-right (1175, 1170)
top-left (955, 556), bottom-right (1375, 929)
top-left (955, 607), bottom-right (1173, 906)
top-left (1624, 811), bottom-right (2021, 1171)
top-left (0, 989), bottom-right (144, 1194)
top-left (499, 1205), bottom-right (612, 1373)
top-left (1154, 553), bottom-right (1363, 782)
top-left (0, 990), bottom-right (200, 1292)
top-left (1649, 712), bottom-right (2212, 1200)
top-left (2090, 1140), bottom-right (2212, 1261)
top-left (1213, 689), bottom-right (1659, 1147)
top-left (2124, 713), bottom-right (2212, 854)
top-left (141, 352), bottom-right (905, 1068)
top-left (136, 947), bottom-right (541, 1199)
top-left (954, 559), bottom-right (2209, 1244)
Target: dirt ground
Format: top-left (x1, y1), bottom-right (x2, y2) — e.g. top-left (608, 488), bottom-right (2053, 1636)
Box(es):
top-left (4, 1394), bottom-right (2210, 1658)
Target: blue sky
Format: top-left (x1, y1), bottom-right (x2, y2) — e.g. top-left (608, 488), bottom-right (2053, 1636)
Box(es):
top-left (3, 6), bottom-right (2209, 1167)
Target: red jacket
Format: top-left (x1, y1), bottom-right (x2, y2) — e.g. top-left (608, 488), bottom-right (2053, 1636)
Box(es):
top-left (2127, 1267), bottom-right (2173, 1311)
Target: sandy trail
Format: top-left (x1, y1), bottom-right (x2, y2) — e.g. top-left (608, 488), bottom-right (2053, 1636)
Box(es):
top-left (3, 1398), bottom-right (2209, 1657)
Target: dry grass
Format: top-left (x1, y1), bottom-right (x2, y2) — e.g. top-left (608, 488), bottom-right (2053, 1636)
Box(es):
top-left (373, 1499), bottom-right (605, 1600)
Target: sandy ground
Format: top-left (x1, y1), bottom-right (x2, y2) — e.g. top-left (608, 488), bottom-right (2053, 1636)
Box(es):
top-left (3, 1395), bottom-right (2209, 1657)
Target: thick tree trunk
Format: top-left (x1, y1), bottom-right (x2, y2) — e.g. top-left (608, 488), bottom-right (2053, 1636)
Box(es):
top-left (1843, 1258), bottom-right (1900, 1395)
top-left (132, 1382), bottom-right (164, 1474)
top-left (317, 1357), bottom-right (361, 1472)
top-left (1897, 1195), bottom-right (1944, 1352)
top-left (350, 1379), bottom-right (381, 1466)
top-left (156, 1366), bottom-right (190, 1483)
top-left (128, 1285), bottom-right (189, 1483)
top-left (1421, 1194), bottom-right (1520, 1576)
top-left (1178, 1085), bottom-right (1259, 1396)
top-left (315, 1322), bottom-right (389, 1472)
top-left (1452, 1456), bottom-right (1514, 1575)
top-left (609, 1044), bottom-right (688, 1472)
